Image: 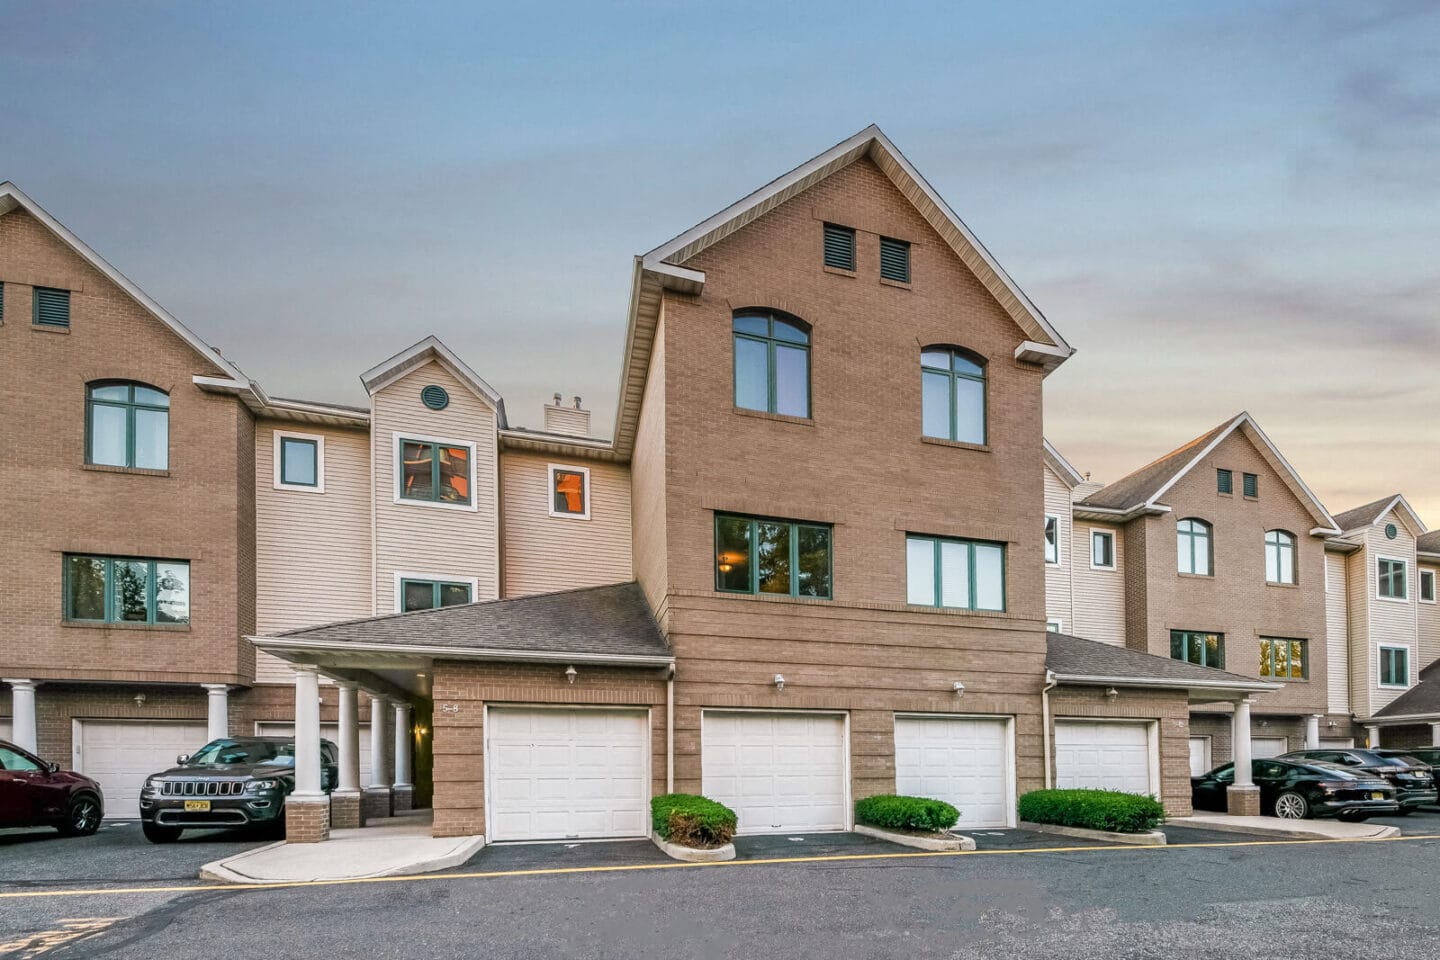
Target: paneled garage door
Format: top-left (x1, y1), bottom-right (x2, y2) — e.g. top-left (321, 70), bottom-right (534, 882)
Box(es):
top-left (894, 715), bottom-right (1013, 829)
top-left (74, 720), bottom-right (210, 818)
top-left (1055, 721), bottom-right (1153, 795)
top-left (255, 722), bottom-right (373, 785)
top-left (486, 707), bottom-right (649, 842)
top-left (1252, 737), bottom-right (1289, 759)
top-left (702, 711), bottom-right (847, 834)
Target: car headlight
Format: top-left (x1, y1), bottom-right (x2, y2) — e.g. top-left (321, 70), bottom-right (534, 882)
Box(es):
top-left (143, 777), bottom-right (157, 791)
top-left (246, 779), bottom-right (281, 793)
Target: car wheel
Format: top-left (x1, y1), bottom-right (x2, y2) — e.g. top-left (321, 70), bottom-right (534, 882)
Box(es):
top-left (142, 822), bottom-right (183, 844)
top-left (1273, 790), bottom-right (1310, 820)
top-left (58, 795), bottom-right (103, 836)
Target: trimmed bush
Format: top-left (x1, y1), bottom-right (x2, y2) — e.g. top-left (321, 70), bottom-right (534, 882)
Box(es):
top-left (651, 794), bottom-right (737, 848)
top-left (854, 794), bottom-right (960, 833)
top-left (1017, 789), bottom-right (1165, 834)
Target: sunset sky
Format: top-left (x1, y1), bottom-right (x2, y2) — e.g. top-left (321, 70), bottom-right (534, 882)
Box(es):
top-left (5, 0), bottom-right (1436, 521)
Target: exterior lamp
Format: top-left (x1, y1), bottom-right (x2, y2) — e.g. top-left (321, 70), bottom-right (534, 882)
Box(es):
top-left (774, 674), bottom-right (785, 691)
top-left (565, 665), bottom-right (578, 684)
top-left (952, 681), bottom-right (965, 696)
top-left (1104, 687), bottom-right (1119, 699)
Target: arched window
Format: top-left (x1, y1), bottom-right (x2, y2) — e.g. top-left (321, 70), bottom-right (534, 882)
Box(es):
top-left (921, 347), bottom-right (986, 444)
top-left (86, 381), bottom-right (169, 470)
top-left (1177, 518), bottom-right (1212, 576)
top-left (1265, 530), bottom-right (1297, 584)
top-left (732, 310), bottom-right (810, 418)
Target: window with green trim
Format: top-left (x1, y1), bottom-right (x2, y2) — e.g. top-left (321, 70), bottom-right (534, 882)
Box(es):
top-left (400, 579), bottom-right (472, 612)
top-left (279, 437), bottom-right (319, 487)
top-left (1260, 637), bottom-right (1307, 679)
top-left (64, 555), bottom-right (189, 624)
top-left (1170, 630), bottom-right (1223, 669)
top-left (921, 347), bottom-right (986, 444)
top-left (714, 514), bottom-right (831, 599)
top-left (1265, 530), bottom-right (1296, 584)
top-left (905, 535), bottom-right (1005, 611)
top-left (1377, 558), bottom-right (1407, 600)
top-left (1242, 472), bottom-right (1258, 498)
top-left (1421, 569), bottom-right (1436, 603)
top-left (1176, 518), bottom-right (1213, 576)
top-left (732, 310), bottom-right (810, 418)
top-left (1217, 468), bottom-right (1233, 494)
top-left (399, 439), bottom-right (471, 505)
top-left (33, 286), bottom-right (70, 327)
top-left (86, 381), bottom-right (169, 469)
top-left (1379, 645), bottom-right (1409, 687)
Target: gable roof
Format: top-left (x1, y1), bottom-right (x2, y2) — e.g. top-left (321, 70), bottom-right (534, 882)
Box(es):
top-left (1046, 632), bottom-right (1280, 696)
top-left (1371, 659), bottom-right (1440, 721)
top-left (611, 125), bottom-right (1074, 457)
top-left (1418, 530), bottom-right (1440, 557)
top-left (360, 335), bottom-right (508, 426)
top-left (1043, 438), bottom-right (1086, 488)
top-left (1333, 494), bottom-right (1426, 538)
top-left (1077, 412), bottom-right (1340, 533)
top-left (0, 181), bottom-right (245, 382)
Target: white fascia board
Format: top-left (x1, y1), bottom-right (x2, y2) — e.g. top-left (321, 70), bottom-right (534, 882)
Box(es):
top-left (249, 635), bottom-right (675, 668)
top-left (1043, 438), bottom-right (1086, 487)
top-left (1050, 673), bottom-right (1283, 694)
top-left (1365, 712), bottom-right (1440, 726)
top-left (360, 335), bottom-right (508, 425)
top-left (193, 376), bottom-right (370, 426)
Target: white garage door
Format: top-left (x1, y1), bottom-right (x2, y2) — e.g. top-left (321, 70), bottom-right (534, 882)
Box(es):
top-left (703, 711), bottom-right (847, 834)
top-left (74, 720), bottom-right (210, 818)
top-left (1056, 721), bottom-right (1153, 796)
top-left (486, 708), bottom-right (649, 842)
top-left (1252, 737), bottom-right (1289, 759)
top-left (1189, 737), bottom-right (1213, 777)
top-left (895, 715), bottom-right (1013, 829)
top-left (255, 722), bottom-right (372, 785)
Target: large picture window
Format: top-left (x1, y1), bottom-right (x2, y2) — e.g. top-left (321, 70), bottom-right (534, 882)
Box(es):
top-left (400, 578), bottom-right (473, 612)
top-left (64, 555), bottom-right (190, 625)
top-left (398, 437), bottom-right (472, 506)
top-left (1260, 637), bottom-right (1307, 679)
top-left (1170, 630), bottom-right (1224, 669)
top-left (1176, 518), bottom-right (1213, 576)
top-left (1265, 530), bottom-right (1296, 584)
top-left (714, 514), bottom-right (831, 599)
top-left (905, 535), bottom-right (1005, 611)
top-left (732, 311), bottom-right (810, 418)
top-left (921, 347), bottom-right (986, 444)
top-left (86, 381), bottom-right (169, 470)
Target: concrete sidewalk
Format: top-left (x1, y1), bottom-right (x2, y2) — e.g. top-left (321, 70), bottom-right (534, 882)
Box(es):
top-left (200, 810), bottom-right (485, 884)
top-left (1170, 813), bottom-right (1399, 841)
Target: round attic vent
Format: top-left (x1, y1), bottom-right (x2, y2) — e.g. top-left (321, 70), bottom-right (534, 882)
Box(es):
top-left (1385, 523), bottom-right (1398, 540)
top-left (420, 385), bottom-right (450, 411)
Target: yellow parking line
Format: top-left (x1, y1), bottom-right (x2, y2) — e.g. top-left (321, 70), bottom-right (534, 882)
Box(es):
top-left (1, 833), bottom-right (1435, 901)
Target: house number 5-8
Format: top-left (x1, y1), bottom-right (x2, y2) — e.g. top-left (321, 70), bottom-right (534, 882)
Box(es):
top-left (439, 703), bottom-right (461, 714)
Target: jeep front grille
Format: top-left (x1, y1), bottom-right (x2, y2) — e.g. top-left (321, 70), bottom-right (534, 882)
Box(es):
top-left (160, 779), bottom-right (247, 797)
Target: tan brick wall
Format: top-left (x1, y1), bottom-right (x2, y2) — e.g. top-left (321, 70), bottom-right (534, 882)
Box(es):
top-left (1049, 686), bottom-right (1193, 817)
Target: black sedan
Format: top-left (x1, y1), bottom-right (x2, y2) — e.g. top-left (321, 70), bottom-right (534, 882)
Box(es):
top-left (1192, 759), bottom-right (1398, 821)
top-left (1281, 749), bottom-right (1437, 814)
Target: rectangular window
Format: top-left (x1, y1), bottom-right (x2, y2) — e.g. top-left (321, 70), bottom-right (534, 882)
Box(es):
top-left (1259, 637), bottom-right (1308, 679)
top-left (1378, 646), bottom-right (1409, 688)
top-left (275, 433), bottom-right (322, 489)
top-left (1046, 619), bottom-right (1063, 633)
top-left (400, 578), bottom-right (473, 612)
top-left (1170, 630), bottom-right (1224, 669)
top-left (905, 535), bottom-right (1005, 611)
top-left (715, 515), bottom-right (832, 599)
top-left (398, 437), bottom-right (472, 506)
top-left (548, 464), bottom-right (590, 519)
top-left (1044, 515), bottom-right (1060, 565)
top-left (1421, 569), bottom-right (1436, 603)
top-left (33, 286), bottom-right (71, 327)
top-left (64, 555), bottom-right (189, 625)
top-left (1242, 472), bottom-right (1258, 498)
top-left (822, 223), bottom-right (856, 271)
top-left (1377, 558), bottom-right (1407, 600)
top-left (879, 236), bottom-right (911, 283)
top-left (1091, 530), bottom-right (1116, 570)
top-left (1217, 469), bottom-right (1233, 495)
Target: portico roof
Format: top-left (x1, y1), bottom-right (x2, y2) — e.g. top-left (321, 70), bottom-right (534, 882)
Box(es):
top-left (1370, 660), bottom-right (1440, 723)
top-left (1046, 632), bottom-right (1281, 700)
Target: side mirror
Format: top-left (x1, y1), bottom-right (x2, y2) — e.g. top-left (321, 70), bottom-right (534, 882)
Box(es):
top-left (48, 761), bottom-right (60, 774)
top-left (177, 754), bottom-right (190, 765)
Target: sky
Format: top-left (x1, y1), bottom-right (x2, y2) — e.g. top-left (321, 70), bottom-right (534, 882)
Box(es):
top-left (4, 0), bottom-right (1437, 521)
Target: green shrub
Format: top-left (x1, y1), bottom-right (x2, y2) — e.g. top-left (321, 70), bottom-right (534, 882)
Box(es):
top-left (1017, 789), bottom-right (1165, 834)
top-left (651, 794), bottom-right (737, 848)
top-left (854, 794), bottom-right (960, 832)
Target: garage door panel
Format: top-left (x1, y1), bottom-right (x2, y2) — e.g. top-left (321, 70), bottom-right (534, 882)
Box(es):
top-left (702, 711), bottom-right (847, 834)
top-left (1056, 721), bottom-right (1152, 795)
top-left (894, 716), bottom-right (1012, 829)
top-left (76, 720), bottom-right (211, 818)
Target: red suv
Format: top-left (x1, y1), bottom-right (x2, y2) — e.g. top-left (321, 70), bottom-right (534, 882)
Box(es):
top-left (0, 739), bottom-right (104, 836)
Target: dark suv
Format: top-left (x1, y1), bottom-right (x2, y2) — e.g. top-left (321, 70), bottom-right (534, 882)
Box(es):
top-left (139, 736), bottom-right (338, 842)
top-left (1281, 749), bottom-right (1438, 814)
top-left (0, 739), bottom-right (104, 836)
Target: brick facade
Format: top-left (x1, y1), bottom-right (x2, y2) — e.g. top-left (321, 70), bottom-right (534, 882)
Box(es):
top-left (1050, 686), bottom-right (1193, 817)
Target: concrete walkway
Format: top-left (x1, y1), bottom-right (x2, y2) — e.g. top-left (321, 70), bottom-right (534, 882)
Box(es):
top-left (200, 810), bottom-right (485, 884)
top-left (1171, 812), bottom-right (1399, 841)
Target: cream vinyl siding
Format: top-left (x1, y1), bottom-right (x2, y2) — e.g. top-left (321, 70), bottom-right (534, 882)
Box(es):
top-left (501, 452), bottom-right (633, 597)
top-left (1420, 561), bottom-right (1440, 669)
top-left (630, 312), bottom-right (668, 616)
top-left (1071, 523), bottom-right (1125, 646)
top-left (254, 421), bottom-right (372, 684)
top-left (1346, 548), bottom-right (1374, 717)
top-left (1043, 465), bottom-right (1073, 629)
top-left (1364, 513), bottom-right (1418, 713)
top-left (1325, 551), bottom-right (1350, 714)
top-left (373, 360), bottom-right (501, 612)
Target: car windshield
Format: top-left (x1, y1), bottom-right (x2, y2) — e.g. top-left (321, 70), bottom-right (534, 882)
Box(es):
top-left (187, 739), bottom-right (295, 766)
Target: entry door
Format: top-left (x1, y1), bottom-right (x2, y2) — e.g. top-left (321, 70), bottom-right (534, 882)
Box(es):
top-left (74, 720), bottom-right (210, 817)
top-left (894, 715), bottom-right (1012, 829)
top-left (702, 711), bottom-right (847, 834)
top-left (1055, 721), bottom-right (1153, 796)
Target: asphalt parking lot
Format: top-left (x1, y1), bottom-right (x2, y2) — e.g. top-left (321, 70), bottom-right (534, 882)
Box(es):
top-left (0, 820), bottom-right (269, 887)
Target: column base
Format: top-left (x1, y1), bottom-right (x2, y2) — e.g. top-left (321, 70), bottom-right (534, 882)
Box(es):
top-left (330, 790), bottom-right (363, 830)
top-left (1226, 785), bottom-right (1262, 817)
top-left (285, 795), bottom-right (331, 843)
top-left (393, 785), bottom-right (415, 814)
top-left (362, 786), bottom-right (393, 821)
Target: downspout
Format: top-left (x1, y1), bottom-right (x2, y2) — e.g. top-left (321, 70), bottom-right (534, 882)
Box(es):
top-left (666, 663), bottom-right (676, 794)
top-left (1042, 669), bottom-right (1058, 789)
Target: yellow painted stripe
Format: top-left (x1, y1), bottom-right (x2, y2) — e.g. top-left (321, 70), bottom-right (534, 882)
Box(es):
top-left (1, 833), bottom-right (1435, 901)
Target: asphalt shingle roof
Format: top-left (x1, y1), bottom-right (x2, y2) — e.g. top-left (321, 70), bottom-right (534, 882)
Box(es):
top-left (1374, 659), bottom-right (1440, 718)
top-left (1046, 631), bottom-right (1270, 688)
top-left (1332, 495), bottom-right (1403, 532)
top-left (275, 581), bottom-right (670, 659)
top-left (1417, 530), bottom-right (1440, 554)
top-left (1078, 417), bottom-right (1238, 511)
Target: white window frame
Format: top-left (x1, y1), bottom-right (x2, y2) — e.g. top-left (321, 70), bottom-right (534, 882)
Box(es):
top-left (1419, 568), bottom-right (1436, 604)
top-left (547, 463), bottom-right (592, 520)
top-left (391, 432), bottom-right (479, 513)
top-left (1044, 514), bottom-right (1061, 566)
top-left (1090, 529), bottom-right (1117, 571)
top-left (1377, 644), bottom-right (1411, 689)
top-left (392, 571), bottom-right (480, 613)
top-left (272, 429), bottom-right (326, 493)
top-left (1375, 555), bottom-right (1409, 603)
top-left (1046, 619), bottom-right (1063, 633)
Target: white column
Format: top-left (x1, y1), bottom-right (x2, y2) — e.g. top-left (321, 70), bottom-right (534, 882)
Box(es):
top-left (368, 695), bottom-right (391, 789)
top-left (292, 665), bottom-right (323, 797)
top-left (1367, 725), bottom-right (1381, 749)
top-left (1232, 699), bottom-right (1255, 787)
top-left (3, 680), bottom-right (38, 753)
top-left (1430, 723), bottom-right (1440, 748)
top-left (1304, 714), bottom-right (1321, 751)
top-left (201, 684), bottom-right (230, 742)
top-left (393, 701), bottom-right (412, 788)
top-left (337, 682), bottom-right (361, 794)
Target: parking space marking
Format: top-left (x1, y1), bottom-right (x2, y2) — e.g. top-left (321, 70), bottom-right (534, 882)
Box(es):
top-left (1, 833), bottom-right (1436, 901)
top-left (0, 917), bottom-right (122, 957)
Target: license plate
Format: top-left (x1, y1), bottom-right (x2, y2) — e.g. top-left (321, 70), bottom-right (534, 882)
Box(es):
top-left (184, 800), bottom-right (211, 812)
top-left (1371, 792), bottom-right (1385, 801)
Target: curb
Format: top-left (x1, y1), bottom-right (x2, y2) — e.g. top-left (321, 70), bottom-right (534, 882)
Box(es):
top-left (651, 833), bottom-right (736, 862)
top-left (199, 835), bottom-right (486, 884)
top-left (852, 824), bottom-right (976, 851)
top-left (1018, 820), bottom-right (1166, 846)
top-left (1168, 818), bottom-right (1400, 841)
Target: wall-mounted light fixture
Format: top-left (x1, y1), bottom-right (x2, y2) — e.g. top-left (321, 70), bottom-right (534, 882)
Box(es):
top-left (1104, 687), bottom-right (1119, 699)
top-left (565, 665), bottom-right (578, 684)
top-left (952, 681), bottom-right (965, 696)
top-left (133, 692), bottom-right (147, 707)
top-left (773, 674), bottom-right (785, 691)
